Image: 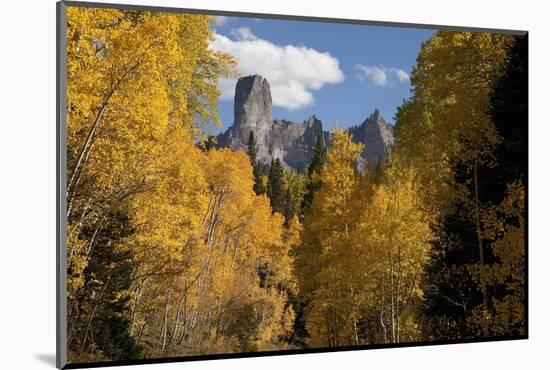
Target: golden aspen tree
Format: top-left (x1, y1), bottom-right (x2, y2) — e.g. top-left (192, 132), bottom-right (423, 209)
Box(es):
top-left (66, 9), bottom-right (190, 358)
top-left (131, 148), bottom-right (295, 356)
top-left (468, 183), bottom-right (525, 336)
top-left (394, 32), bottom-right (512, 214)
top-left (357, 164), bottom-right (432, 343)
top-left (302, 130), bottom-right (366, 347)
top-left (123, 126), bottom-right (207, 348)
top-left (65, 7), bottom-right (235, 361)
top-left (393, 31), bottom-right (515, 339)
top-left (298, 131), bottom-right (432, 347)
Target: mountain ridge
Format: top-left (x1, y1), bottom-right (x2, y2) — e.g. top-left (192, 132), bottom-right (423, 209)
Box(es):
top-left (217, 75), bottom-right (394, 171)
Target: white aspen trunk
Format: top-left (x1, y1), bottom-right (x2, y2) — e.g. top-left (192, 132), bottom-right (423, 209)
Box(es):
top-left (177, 291), bottom-right (189, 344)
top-left (380, 303), bottom-right (387, 344)
top-left (214, 299), bottom-right (223, 339)
top-left (161, 293), bottom-right (171, 351)
top-left (130, 277), bottom-right (146, 336)
top-left (349, 284), bottom-right (359, 345)
top-left (196, 310), bottom-right (211, 350)
top-left (135, 311), bottom-right (148, 347)
top-left (80, 277), bottom-right (110, 353)
top-left (136, 320), bottom-right (147, 346)
top-left (67, 52), bottom-right (148, 216)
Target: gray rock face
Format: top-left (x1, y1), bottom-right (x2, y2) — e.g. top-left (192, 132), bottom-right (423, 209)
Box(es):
top-left (217, 75), bottom-right (394, 172)
top-left (217, 75), bottom-right (326, 170)
top-left (218, 75), bottom-right (274, 162)
top-left (271, 115), bottom-right (330, 170)
top-left (348, 109), bottom-right (395, 169)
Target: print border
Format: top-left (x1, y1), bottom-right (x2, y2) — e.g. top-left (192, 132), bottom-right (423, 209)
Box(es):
top-left (56, 1), bottom-right (529, 368)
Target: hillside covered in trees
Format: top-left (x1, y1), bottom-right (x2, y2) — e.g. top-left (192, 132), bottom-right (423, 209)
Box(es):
top-left (65, 6), bottom-right (527, 364)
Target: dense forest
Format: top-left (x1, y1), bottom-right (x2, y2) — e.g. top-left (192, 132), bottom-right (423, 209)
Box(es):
top-left (65, 7), bottom-right (526, 363)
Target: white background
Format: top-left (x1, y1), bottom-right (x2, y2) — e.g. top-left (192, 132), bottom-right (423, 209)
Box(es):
top-left (0, 0), bottom-right (547, 369)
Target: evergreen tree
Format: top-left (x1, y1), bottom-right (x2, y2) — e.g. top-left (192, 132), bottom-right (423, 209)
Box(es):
top-left (284, 187), bottom-right (295, 223)
top-left (302, 135), bottom-right (326, 211)
top-left (488, 35), bottom-right (527, 191)
top-left (267, 159), bottom-right (274, 196)
top-left (292, 135), bottom-right (326, 345)
top-left (247, 131), bottom-right (266, 195)
top-left (421, 187), bottom-right (484, 339)
top-left (268, 158), bottom-right (285, 214)
top-left (202, 135), bottom-right (217, 151)
top-left (308, 135), bottom-right (326, 176)
top-left (247, 131), bottom-right (257, 161)
top-left (75, 209), bottom-right (142, 360)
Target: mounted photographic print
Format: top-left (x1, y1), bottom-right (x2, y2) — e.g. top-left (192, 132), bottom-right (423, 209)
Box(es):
top-left (56, 1), bottom-right (528, 368)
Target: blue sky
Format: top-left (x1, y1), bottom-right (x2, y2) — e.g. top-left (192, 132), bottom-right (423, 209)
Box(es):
top-left (210, 16), bottom-right (435, 132)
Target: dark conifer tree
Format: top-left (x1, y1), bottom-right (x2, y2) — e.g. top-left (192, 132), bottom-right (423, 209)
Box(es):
top-left (202, 135), bottom-right (217, 151)
top-left (284, 187), bottom-right (295, 223)
top-left (302, 135), bottom-right (326, 212)
top-left (72, 210), bottom-right (142, 360)
top-left (247, 131), bottom-right (266, 195)
top-left (247, 131), bottom-right (257, 162)
top-left (267, 158), bottom-right (285, 214)
top-left (291, 136), bottom-right (325, 345)
top-left (267, 159), bottom-right (274, 197)
top-left (308, 134), bottom-right (326, 178)
top-left (487, 35), bottom-right (527, 191)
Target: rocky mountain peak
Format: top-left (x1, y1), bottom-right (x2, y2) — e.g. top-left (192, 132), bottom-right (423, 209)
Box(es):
top-left (349, 109), bottom-right (395, 167)
top-left (217, 75), bottom-right (394, 171)
top-left (218, 75), bottom-right (273, 161)
top-left (305, 115), bottom-right (322, 130)
top-left (370, 108), bottom-right (381, 122)
top-left (234, 74), bottom-right (272, 131)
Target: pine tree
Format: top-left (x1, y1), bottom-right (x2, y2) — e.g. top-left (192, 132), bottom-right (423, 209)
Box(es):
top-left (75, 209), bottom-right (142, 359)
top-left (488, 35), bottom-right (527, 191)
top-left (309, 134), bottom-right (326, 176)
top-left (267, 159), bottom-right (274, 196)
top-left (202, 135), bottom-right (217, 151)
top-left (302, 135), bottom-right (326, 211)
top-left (268, 158), bottom-right (285, 214)
top-left (247, 131), bottom-right (266, 195)
top-left (284, 187), bottom-right (295, 223)
top-left (247, 131), bottom-right (257, 161)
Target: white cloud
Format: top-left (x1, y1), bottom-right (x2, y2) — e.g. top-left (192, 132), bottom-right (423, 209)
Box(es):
top-left (355, 64), bottom-right (410, 86)
top-left (356, 65), bottom-right (388, 86)
top-left (391, 68), bottom-right (410, 83)
top-left (230, 27), bottom-right (258, 41)
top-left (210, 30), bottom-right (345, 110)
